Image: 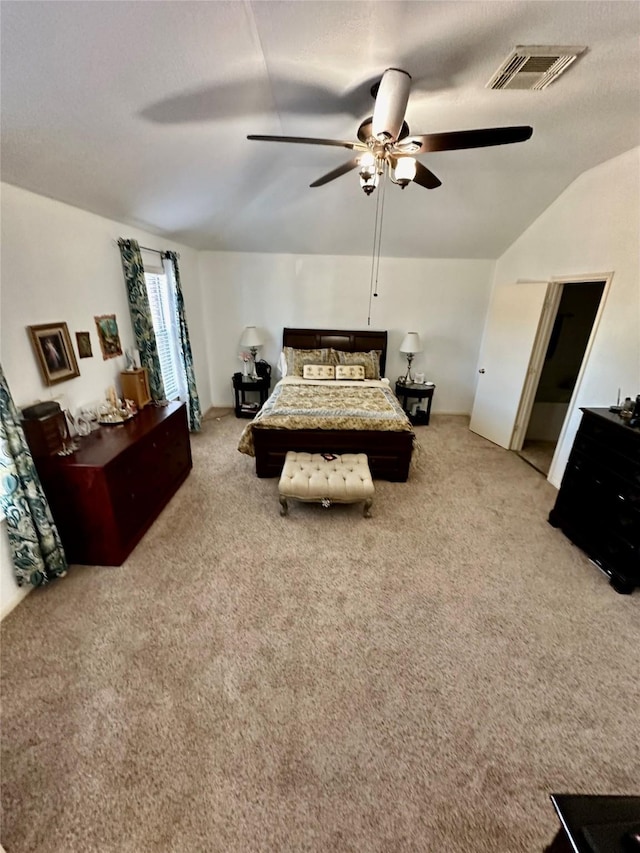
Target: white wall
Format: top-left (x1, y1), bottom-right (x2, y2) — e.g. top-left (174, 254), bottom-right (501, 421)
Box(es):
top-left (491, 147), bottom-right (640, 487)
top-left (1, 183), bottom-right (211, 413)
top-left (198, 251), bottom-right (495, 415)
top-left (0, 182), bottom-right (212, 617)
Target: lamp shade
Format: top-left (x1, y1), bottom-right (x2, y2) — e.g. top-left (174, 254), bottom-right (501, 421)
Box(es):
top-left (394, 157), bottom-right (417, 183)
top-left (399, 332), bottom-right (422, 354)
top-left (240, 326), bottom-right (264, 348)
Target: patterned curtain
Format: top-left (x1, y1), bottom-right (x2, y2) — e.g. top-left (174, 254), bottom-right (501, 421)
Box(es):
top-left (117, 238), bottom-right (166, 401)
top-left (0, 365), bottom-right (67, 587)
top-left (164, 252), bottom-right (202, 432)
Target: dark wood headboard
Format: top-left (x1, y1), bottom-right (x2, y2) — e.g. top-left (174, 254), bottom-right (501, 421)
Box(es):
top-left (282, 328), bottom-right (388, 376)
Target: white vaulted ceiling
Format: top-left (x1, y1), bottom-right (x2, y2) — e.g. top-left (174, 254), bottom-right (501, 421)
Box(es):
top-left (1, 0), bottom-right (639, 258)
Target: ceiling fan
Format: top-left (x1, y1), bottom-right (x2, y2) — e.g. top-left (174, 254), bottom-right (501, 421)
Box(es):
top-left (248, 68), bottom-right (533, 194)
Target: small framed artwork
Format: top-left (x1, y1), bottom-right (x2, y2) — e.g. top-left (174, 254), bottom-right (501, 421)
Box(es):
top-left (28, 322), bottom-right (80, 386)
top-left (75, 331), bottom-right (93, 358)
top-left (94, 314), bottom-right (123, 360)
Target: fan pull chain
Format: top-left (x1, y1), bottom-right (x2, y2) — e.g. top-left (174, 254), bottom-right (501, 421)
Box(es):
top-left (367, 170), bottom-right (387, 326)
top-left (373, 173), bottom-right (387, 296)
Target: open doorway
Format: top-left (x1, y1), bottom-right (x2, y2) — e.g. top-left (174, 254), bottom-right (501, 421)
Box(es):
top-left (517, 279), bottom-right (605, 475)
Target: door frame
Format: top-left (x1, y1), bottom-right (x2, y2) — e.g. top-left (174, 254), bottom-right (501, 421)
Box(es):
top-left (510, 271), bottom-right (614, 457)
top-left (510, 280), bottom-right (561, 451)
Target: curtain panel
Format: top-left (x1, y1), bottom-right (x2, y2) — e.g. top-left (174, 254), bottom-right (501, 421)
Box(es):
top-left (118, 238), bottom-right (166, 401)
top-left (0, 365), bottom-right (67, 587)
top-left (164, 252), bottom-right (202, 432)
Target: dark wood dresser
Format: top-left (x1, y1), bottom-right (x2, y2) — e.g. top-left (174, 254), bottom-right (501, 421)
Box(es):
top-left (33, 402), bottom-right (192, 566)
top-left (548, 407), bottom-right (640, 594)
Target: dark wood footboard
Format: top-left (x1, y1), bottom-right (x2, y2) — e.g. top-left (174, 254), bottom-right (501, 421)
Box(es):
top-left (252, 428), bottom-right (413, 482)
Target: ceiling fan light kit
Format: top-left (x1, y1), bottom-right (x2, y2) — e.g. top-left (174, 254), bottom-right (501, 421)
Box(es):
top-left (392, 157), bottom-right (417, 188)
top-left (247, 67), bottom-right (533, 195)
top-left (358, 151), bottom-right (379, 195)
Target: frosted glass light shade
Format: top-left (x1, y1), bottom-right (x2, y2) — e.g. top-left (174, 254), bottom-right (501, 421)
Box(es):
top-left (399, 332), bottom-right (422, 354)
top-left (359, 151), bottom-right (376, 168)
top-left (394, 158), bottom-right (417, 182)
top-left (240, 326), bottom-right (263, 348)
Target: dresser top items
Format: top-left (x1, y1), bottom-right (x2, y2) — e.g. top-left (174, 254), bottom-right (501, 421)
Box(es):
top-left (46, 402), bottom-right (185, 469)
top-left (581, 406), bottom-right (640, 432)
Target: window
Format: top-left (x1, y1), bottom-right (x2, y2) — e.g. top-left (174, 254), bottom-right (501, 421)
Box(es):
top-left (144, 270), bottom-right (187, 402)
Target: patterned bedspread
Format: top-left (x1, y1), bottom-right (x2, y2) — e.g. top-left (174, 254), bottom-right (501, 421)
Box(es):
top-left (238, 378), bottom-right (413, 456)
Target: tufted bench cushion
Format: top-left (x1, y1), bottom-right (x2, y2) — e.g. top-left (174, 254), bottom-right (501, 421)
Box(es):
top-left (278, 451), bottom-right (374, 517)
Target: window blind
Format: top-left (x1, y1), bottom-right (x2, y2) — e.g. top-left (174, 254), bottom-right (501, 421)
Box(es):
top-left (145, 272), bottom-right (181, 400)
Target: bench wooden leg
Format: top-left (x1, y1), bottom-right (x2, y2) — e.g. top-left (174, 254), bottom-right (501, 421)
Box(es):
top-left (279, 495), bottom-right (289, 516)
top-left (363, 498), bottom-right (373, 518)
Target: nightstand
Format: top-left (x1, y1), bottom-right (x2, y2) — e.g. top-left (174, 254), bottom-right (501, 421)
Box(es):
top-left (395, 381), bottom-right (436, 425)
top-left (233, 372), bottom-right (270, 418)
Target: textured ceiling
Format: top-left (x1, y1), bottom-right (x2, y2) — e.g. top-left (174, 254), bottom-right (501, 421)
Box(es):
top-left (1, 0), bottom-right (639, 258)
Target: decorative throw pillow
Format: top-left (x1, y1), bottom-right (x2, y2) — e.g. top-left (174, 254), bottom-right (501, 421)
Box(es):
top-left (335, 350), bottom-right (381, 380)
top-left (303, 364), bottom-right (336, 380)
top-left (283, 346), bottom-right (334, 377)
top-left (335, 364), bottom-right (365, 381)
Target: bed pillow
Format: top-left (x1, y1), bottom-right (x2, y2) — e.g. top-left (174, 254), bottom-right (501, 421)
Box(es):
top-left (303, 364), bottom-right (336, 380)
top-left (335, 364), bottom-right (365, 381)
top-left (335, 349), bottom-right (381, 380)
top-left (283, 346), bottom-right (335, 377)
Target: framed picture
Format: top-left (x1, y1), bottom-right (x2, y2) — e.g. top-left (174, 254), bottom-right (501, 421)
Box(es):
top-left (94, 314), bottom-right (123, 360)
top-left (28, 322), bottom-right (80, 386)
top-left (75, 331), bottom-right (93, 358)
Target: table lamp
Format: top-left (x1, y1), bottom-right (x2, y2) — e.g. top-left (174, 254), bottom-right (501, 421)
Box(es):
top-left (240, 326), bottom-right (264, 379)
top-left (399, 332), bottom-right (422, 384)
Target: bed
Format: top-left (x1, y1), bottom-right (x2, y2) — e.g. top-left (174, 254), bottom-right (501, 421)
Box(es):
top-left (237, 328), bottom-right (415, 481)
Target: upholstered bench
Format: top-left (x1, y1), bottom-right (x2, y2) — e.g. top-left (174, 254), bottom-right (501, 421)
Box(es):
top-left (279, 451), bottom-right (374, 518)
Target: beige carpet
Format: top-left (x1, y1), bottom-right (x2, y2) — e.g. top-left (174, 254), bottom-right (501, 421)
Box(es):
top-left (517, 440), bottom-right (557, 477)
top-left (1, 413), bottom-right (638, 852)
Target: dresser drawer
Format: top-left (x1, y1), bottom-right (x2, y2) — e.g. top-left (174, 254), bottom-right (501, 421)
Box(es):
top-left (549, 408), bottom-right (640, 593)
top-left (563, 452), bottom-right (640, 507)
top-left (557, 515), bottom-right (639, 586)
top-left (579, 413), bottom-right (640, 467)
top-left (571, 433), bottom-right (640, 486)
top-left (589, 530), bottom-right (639, 583)
top-left (36, 402), bottom-right (192, 566)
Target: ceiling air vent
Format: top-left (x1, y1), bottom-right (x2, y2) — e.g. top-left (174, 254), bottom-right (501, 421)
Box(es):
top-left (487, 45), bottom-right (587, 90)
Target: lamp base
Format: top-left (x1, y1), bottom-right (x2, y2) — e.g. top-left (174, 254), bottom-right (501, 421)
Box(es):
top-left (403, 353), bottom-right (414, 385)
top-left (250, 347), bottom-right (259, 379)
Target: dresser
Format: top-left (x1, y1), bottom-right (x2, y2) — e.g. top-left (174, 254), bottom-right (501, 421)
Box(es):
top-left (34, 402), bottom-right (192, 566)
top-left (548, 408), bottom-right (640, 594)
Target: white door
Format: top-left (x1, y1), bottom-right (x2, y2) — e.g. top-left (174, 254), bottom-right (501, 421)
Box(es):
top-left (470, 280), bottom-right (549, 448)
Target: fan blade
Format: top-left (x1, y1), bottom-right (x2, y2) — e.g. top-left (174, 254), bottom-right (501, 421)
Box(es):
top-left (372, 68), bottom-right (412, 142)
top-left (247, 134), bottom-right (363, 150)
top-left (310, 158), bottom-right (360, 188)
top-left (412, 161), bottom-right (442, 189)
top-left (412, 126), bottom-right (533, 153)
